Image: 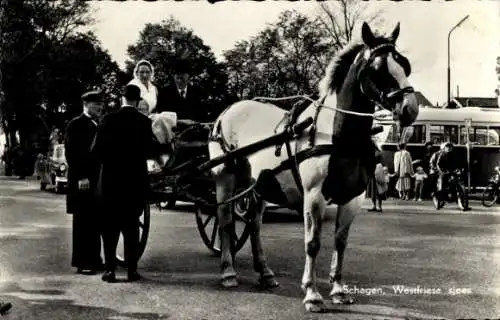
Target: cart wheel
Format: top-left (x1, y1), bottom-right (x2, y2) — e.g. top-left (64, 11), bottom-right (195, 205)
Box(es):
top-left (481, 182), bottom-right (498, 207)
top-left (117, 203), bottom-right (151, 268)
top-left (195, 189), bottom-right (254, 257)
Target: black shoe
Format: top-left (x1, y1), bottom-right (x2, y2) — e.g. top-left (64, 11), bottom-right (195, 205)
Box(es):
top-left (127, 271), bottom-right (142, 282)
top-left (77, 268), bottom-right (97, 275)
top-left (101, 271), bottom-right (116, 283)
top-left (0, 302), bottom-right (12, 315)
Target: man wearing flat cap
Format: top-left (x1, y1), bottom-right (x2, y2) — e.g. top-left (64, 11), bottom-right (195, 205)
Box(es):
top-left (91, 84), bottom-right (161, 283)
top-left (65, 90), bottom-right (104, 275)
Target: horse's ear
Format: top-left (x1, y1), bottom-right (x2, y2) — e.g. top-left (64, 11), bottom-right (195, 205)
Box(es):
top-left (389, 22), bottom-right (400, 43)
top-left (361, 22), bottom-right (376, 47)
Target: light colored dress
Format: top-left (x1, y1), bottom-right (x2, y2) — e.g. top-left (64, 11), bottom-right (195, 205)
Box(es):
top-left (128, 78), bottom-right (158, 113)
top-left (394, 149), bottom-right (414, 192)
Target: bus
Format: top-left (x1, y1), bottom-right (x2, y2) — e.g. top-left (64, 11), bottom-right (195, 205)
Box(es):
top-left (373, 106), bottom-right (500, 191)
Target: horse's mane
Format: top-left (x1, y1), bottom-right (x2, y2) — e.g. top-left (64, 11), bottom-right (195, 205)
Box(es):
top-left (318, 42), bottom-right (365, 97)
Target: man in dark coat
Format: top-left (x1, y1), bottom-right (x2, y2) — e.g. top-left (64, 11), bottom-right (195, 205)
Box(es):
top-left (91, 84), bottom-right (161, 283)
top-left (65, 90), bottom-right (104, 274)
top-left (156, 60), bottom-right (212, 124)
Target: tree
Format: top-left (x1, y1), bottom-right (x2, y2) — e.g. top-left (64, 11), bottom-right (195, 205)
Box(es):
top-left (0, 0), bottom-right (123, 176)
top-left (223, 10), bottom-right (331, 103)
top-left (317, 0), bottom-right (383, 51)
top-left (126, 17), bottom-right (230, 117)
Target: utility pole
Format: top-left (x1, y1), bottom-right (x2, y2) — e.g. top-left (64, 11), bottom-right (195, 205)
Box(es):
top-left (447, 15), bottom-right (469, 105)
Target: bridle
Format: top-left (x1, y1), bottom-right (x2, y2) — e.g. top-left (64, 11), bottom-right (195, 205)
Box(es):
top-left (357, 43), bottom-right (415, 113)
top-left (255, 43), bottom-right (414, 121)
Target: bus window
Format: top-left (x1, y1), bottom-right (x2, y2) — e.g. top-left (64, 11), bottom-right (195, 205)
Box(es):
top-left (429, 125), bottom-right (443, 144)
top-left (460, 127), bottom-right (472, 144)
top-left (430, 125), bottom-right (459, 145)
top-left (382, 124), bottom-right (423, 143)
top-left (475, 128), bottom-right (489, 145)
top-left (487, 128), bottom-right (500, 145)
top-left (385, 124), bottom-right (400, 143)
top-left (461, 127), bottom-right (500, 146)
top-left (406, 125), bottom-right (426, 143)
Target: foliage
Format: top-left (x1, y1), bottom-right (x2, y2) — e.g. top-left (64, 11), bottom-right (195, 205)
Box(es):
top-left (0, 0), bottom-right (123, 176)
top-left (222, 3), bottom-right (380, 105)
top-left (125, 17), bottom-right (231, 116)
top-left (223, 10), bottom-right (332, 103)
top-left (317, 0), bottom-right (383, 51)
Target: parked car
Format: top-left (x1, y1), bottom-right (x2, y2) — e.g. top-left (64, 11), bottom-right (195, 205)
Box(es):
top-left (44, 144), bottom-right (68, 193)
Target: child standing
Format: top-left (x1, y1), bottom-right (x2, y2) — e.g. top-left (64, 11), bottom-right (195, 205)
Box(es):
top-left (412, 166), bottom-right (428, 201)
top-left (369, 164), bottom-right (395, 212)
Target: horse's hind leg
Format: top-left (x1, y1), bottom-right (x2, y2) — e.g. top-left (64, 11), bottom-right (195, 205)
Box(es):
top-left (214, 170), bottom-right (238, 288)
top-left (301, 187), bottom-right (327, 312)
top-left (329, 193), bottom-right (363, 304)
top-left (250, 196), bottom-right (279, 288)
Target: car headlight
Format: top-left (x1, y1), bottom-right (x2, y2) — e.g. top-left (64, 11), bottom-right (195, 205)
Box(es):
top-left (59, 164), bottom-right (67, 171)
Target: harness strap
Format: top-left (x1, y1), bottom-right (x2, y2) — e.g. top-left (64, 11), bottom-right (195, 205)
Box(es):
top-left (270, 144), bottom-right (334, 175)
top-left (211, 121), bottom-right (234, 153)
top-left (285, 140), bottom-right (303, 194)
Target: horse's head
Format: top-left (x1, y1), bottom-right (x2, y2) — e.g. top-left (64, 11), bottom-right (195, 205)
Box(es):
top-left (357, 22), bottom-right (418, 128)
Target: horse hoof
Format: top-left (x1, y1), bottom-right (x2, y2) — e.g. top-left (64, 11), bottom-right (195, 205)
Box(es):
top-left (331, 294), bottom-right (354, 305)
top-left (304, 301), bottom-right (327, 313)
top-left (221, 277), bottom-right (239, 288)
top-left (259, 276), bottom-right (279, 289)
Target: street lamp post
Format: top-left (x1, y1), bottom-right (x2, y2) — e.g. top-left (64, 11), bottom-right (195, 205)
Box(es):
top-left (447, 15), bottom-right (469, 105)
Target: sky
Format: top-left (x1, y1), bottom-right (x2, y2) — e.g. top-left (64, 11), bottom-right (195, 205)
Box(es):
top-left (89, 0), bottom-right (500, 105)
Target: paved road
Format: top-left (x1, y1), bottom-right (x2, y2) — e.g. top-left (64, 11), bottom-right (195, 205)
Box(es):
top-left (0, 177), bottom-right (499, 319)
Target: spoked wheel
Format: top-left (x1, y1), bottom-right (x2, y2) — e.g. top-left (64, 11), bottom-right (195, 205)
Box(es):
top-left (481, 182), bottom-right (498, 207)
top-left (195, 188), bottom-right (254, 257)
top-left (117, 203), bottom-right (151, 268)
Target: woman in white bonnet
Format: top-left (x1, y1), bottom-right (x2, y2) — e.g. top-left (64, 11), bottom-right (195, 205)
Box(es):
top-left (128, 59), bottom-right (158, 113)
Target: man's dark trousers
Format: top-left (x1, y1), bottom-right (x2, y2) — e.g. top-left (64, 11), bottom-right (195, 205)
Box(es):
top-left (102, 203), bottom-right (143, 272)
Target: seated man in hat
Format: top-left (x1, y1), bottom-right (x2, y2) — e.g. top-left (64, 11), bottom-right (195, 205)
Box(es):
top-left (156, 60), bottom-right (212, 130)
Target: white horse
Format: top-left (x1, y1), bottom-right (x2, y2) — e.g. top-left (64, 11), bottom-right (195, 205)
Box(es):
top-left (208, 22), bottom-right (419, 312)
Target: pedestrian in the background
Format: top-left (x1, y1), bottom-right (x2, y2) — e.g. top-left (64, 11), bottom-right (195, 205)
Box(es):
top-left (65, 91), bottom-right (104, 275)
top-left (428, 144), bottom-right (444, 197)
top-left (367, 152), bottom-right (393, 212)
top-left (412, 166), bottom-right (428, 201)
top-left (421, 141), bottom-right (434, 198)
top-left (92, 84), bottom-right (162, 283)
top-left (33, 153), bottom-right (50, 187)
top-left (394, 143), bottom-right (414, 200)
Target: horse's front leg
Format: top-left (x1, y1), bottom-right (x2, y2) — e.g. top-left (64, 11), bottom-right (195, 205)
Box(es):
top-left (301, 187), bottom-right (327, 312)
top-left (215, 172), bottom-right (238, 288)
top-left (329, 193), bottom-right (363, 304)
top-left (250, 196), bottom-right (279, 288)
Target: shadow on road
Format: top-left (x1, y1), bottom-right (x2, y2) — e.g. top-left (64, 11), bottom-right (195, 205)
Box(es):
top-left (0, 296), bottom-right (170, 320)
top-left (164, 203), bottom-right (304, 224)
